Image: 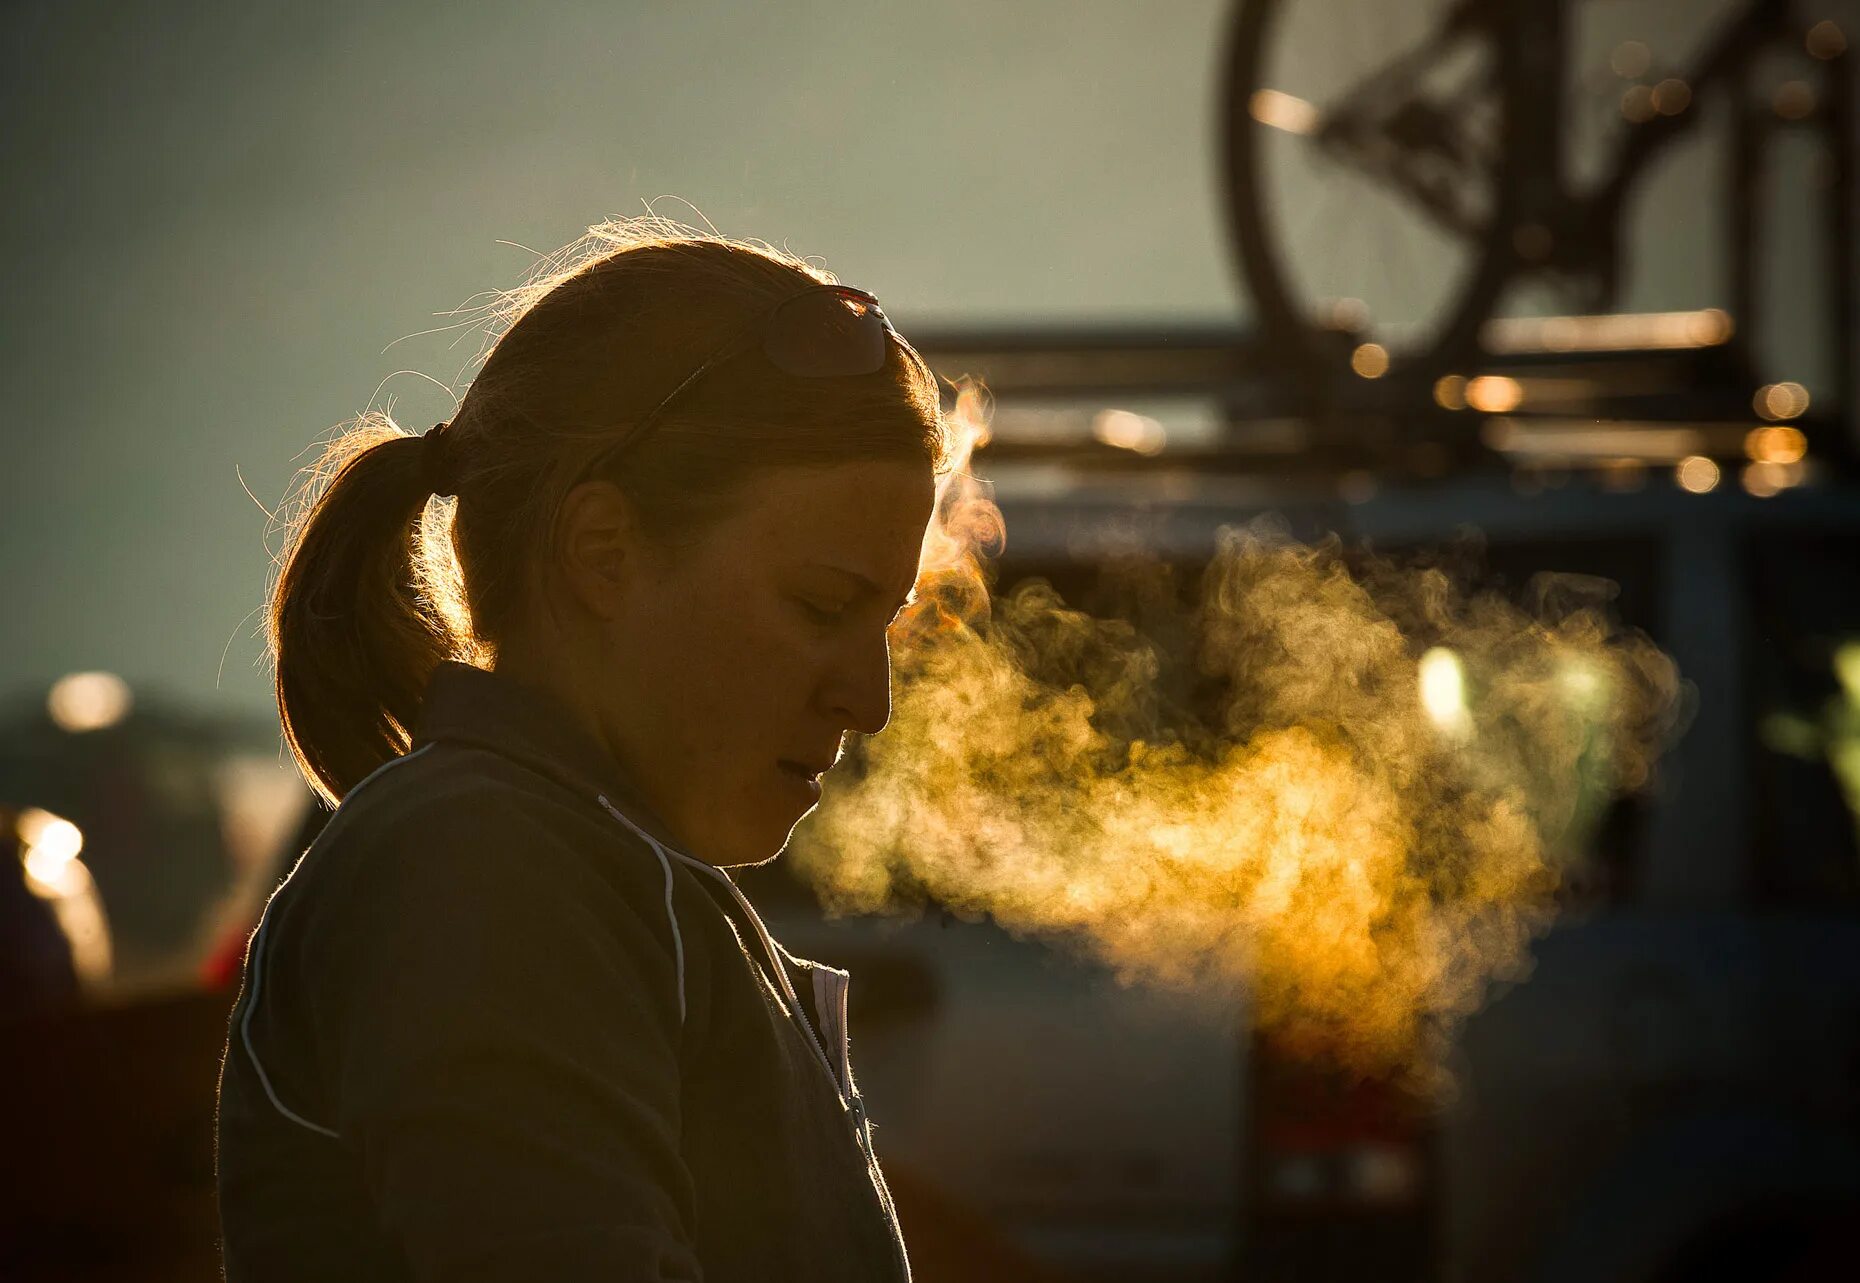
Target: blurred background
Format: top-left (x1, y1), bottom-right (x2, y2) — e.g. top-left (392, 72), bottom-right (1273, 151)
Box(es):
top-left (4, 0), bottom-right (1860, 1279)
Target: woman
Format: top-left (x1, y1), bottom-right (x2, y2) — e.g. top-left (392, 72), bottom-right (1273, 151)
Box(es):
top-left (216, 221), bottom-right (947, 1282)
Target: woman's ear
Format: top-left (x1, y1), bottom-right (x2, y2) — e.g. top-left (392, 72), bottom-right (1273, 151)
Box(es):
top-left (553, 479), bottom-right (639, 621)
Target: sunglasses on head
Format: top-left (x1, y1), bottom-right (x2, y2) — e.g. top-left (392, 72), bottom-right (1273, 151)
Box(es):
top-left (582, 283), bottom-right (933, 478)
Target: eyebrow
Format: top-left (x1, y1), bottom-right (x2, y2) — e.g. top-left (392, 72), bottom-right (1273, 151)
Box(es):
top-left (805, 562), bottom-right (918, 608)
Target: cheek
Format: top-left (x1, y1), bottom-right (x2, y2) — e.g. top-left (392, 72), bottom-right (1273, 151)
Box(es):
top-left (656, 586), bottom-right (822, 753)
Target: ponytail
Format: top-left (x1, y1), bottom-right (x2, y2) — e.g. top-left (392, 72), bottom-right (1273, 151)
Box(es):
top-left (267, 414), bottom-right (466, 808)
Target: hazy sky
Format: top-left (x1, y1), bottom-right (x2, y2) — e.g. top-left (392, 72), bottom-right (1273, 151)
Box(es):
top-left (2, 0), bottom-right (1845, 719)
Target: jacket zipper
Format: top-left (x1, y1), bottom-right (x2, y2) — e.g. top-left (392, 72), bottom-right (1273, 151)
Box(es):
top-left (597, 795), bottom-right (910, 1280)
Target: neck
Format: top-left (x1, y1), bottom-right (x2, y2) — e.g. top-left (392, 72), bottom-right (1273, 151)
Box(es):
top-left (491, 632), bottom-right (699, 860)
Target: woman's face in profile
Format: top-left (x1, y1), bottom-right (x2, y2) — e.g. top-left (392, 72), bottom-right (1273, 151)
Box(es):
top-left (599, 458), bottom-right (936, 865)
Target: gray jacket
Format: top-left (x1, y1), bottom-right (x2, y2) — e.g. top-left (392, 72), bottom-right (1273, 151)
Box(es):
top-left (217, 661), bottom-right (911, 1281)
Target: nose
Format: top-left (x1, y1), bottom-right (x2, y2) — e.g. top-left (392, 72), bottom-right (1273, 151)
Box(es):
top-left (826, 627), bottom-right (893, 736)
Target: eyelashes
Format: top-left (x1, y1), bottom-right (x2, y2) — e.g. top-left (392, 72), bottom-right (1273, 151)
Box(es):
top-left (797, 597), bottom-right (850, 625)
top-left (795, 591), bottom-right (915, 628)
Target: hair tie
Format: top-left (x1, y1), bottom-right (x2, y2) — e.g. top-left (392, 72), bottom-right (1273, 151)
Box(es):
top-left (420, 422), bottom-right (456, 497)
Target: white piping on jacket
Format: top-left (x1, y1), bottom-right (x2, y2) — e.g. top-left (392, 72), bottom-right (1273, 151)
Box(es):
top-left (240, 742), bottom-right (438, 1140)
top-left (594, 795), bottom-right (686, 1025)
top-left (595, 794), bottom-right (844, 1107)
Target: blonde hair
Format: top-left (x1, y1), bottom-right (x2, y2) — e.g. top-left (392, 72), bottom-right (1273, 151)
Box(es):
top-left (267, 217), bottom-right (948, 807)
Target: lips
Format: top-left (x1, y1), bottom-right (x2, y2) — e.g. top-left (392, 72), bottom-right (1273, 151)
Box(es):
top-left (778, 759), bottom-right (833, 781)
top-left (776, 760), bottom-right (826, 807)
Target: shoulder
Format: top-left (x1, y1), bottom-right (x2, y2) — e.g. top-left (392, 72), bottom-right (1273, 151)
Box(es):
top-left (331, 741), bottom-right (602, 849)
top-left (301, 742), bottom-right (646, 900)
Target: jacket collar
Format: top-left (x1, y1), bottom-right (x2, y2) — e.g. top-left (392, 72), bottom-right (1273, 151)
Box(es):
top-left (413, 663), bottom-right (849, 1090)
top-left (412, 661), bottom-right (684, 851)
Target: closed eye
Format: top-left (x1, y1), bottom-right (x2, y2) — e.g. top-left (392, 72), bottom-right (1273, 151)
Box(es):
top-left (797, 596), bottom-right (849, 624)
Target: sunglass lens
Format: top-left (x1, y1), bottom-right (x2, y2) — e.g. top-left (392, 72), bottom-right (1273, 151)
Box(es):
top-left (762, 290), bottom-right (889, 377)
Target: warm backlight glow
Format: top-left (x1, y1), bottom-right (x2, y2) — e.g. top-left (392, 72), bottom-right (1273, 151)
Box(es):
top-left (1676, 456), bottom-right (1721, 493)
top-left (19, 807), bottom-right (84, 891)
top-left (1093, 409), bottom-right (1167, 455)
top-left (1742, 460), bottom-right (1804, 497)
top-left (1485, 419), bottom-right (1706, 463)
top-left (47, 671), bottom-right (132, 732)
top-left (1746, 424), bottom-right (1807, 465)
top-left (1483, 309), bottom-right (1730, 354)
top-left (15, 807), bottom-right (111, 984)
top-left (1754, 382), bottom-right (1810, 421)
top-left (1350, 343), bottom-right (1390, 379)
top-left (1250, 88), bottom-right (1320, 135)
top-left (1418, 647), bottom-right (1472, 738)
top-left (1465, 376), bottom-right (1523, 413)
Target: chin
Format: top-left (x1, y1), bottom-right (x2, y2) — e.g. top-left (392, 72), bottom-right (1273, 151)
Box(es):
top-left (700, 807), bottom-right (808, 869)
top-left (729, 844), bottom-right (791, 871)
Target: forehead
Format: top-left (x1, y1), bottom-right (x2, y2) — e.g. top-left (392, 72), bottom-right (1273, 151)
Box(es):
top-left (721, 459), bottom-right (936, 586)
